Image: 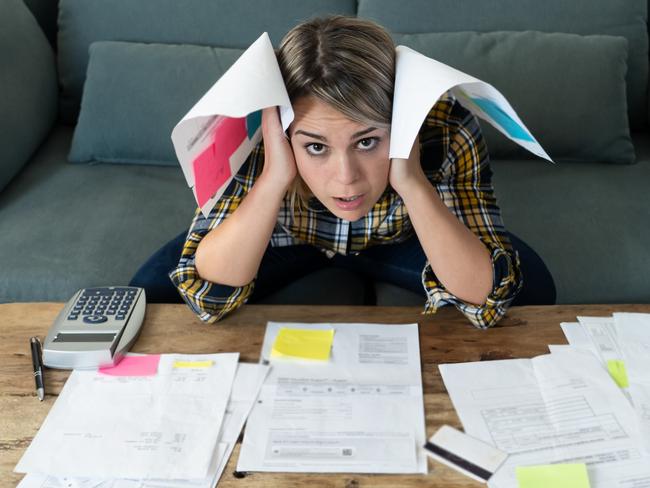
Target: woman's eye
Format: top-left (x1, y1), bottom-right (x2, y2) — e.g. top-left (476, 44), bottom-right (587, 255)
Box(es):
top-left (357, 137), bottom-right (379, 150)
top-left (306, 143), bottom-right (326, 155)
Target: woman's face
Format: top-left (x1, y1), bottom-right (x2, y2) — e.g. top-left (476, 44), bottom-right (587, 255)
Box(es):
top-left (288, 96), bottom-right (390, 222)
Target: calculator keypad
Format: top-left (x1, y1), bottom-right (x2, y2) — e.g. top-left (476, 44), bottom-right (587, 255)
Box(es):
top-left (69, 287), bottom-right (138, 323)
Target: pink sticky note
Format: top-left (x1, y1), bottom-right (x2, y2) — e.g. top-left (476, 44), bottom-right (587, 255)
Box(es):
top-left (193, 116), bottom-right (248, 208)
top-left (98, 354), bottom-right (161, 376)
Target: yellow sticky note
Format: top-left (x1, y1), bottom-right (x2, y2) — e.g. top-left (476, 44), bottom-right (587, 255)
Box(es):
top-left (173, 360), bottom-right (214, 369)
top-left (271, 327), bottom-right (335, 361)
top-left (516, 463), bottom-right (590, 488)
top-left (607, 359), bottom-right (629, 388)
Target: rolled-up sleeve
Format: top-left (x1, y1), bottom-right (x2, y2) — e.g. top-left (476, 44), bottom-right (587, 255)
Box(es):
top-left (420, 95), bottom-right (523, 328)
top-left (169, 150), bottom-right (262, 323)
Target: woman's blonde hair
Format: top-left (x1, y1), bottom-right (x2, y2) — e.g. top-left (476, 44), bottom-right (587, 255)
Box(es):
top-left (276, 15), bottom-right (396, 213)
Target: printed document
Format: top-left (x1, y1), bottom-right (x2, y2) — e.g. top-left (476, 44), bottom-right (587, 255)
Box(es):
top-left (439, 350), bottom-right (650, 488)
top-left (612, 312), bottom-right (650, 453)
top-left (15, 353), bottom-right (239, 480)
top-left (17, 362), bottom-right (269, 488)
top-left (237, 322), bottom-right (427, 474)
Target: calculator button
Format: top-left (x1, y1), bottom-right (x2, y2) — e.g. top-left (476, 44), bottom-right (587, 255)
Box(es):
top-left (116, 314), bottom-right (126, 320)
top-left (107, 310), bottom-right (116, 315)
top-left (83, 315), bottom-right (108, 324)
top-left (82, 310), bottom-right (94, 315)
top-left (68, 314), bottom-right (79, 320)
top-left (83, 289), bottom-right (113, 297)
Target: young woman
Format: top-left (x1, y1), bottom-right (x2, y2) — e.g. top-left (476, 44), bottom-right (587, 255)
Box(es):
top-left (131, 15), bottom-right (556, 328)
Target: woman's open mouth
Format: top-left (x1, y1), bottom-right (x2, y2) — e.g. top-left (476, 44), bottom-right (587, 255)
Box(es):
top-left (333, 194), bottom-right (365, 210)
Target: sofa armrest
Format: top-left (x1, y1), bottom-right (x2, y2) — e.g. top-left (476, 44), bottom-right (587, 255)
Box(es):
top-left (0, 0), bottom-right (58, 192)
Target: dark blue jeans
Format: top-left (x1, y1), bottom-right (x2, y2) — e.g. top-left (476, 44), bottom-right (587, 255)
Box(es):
top-left (129, 231), bottom-right (556, 306)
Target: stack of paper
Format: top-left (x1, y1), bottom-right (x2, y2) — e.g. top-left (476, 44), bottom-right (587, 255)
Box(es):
top-left (238, 322), bottom-right (428, 474)
top-left (15, 354), bottom-right (269, 488)
top-left (438, 312), bottom-right (650, 488)
top-left (555, 313), bottom-right (650, 454)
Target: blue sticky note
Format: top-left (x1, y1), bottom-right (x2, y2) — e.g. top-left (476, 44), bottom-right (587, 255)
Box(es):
top-left (470, 97), bottom-right (534, 142)
top-left (246, 110), bottom-right (262, 139)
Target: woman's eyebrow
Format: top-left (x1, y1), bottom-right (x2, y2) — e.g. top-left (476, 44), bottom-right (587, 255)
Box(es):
top-left (293, 127), bottom-right (379, 141)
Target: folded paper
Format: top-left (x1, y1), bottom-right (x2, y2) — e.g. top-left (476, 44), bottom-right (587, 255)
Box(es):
top-left (171, 32), bottom-right (294, 218)
top-left (390, 45), bottom-right (551, 162)
top-left (172, 33), bottom-right (551, 218)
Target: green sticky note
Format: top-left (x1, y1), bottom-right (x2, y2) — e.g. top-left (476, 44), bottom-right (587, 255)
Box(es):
top-left (516, 464), bottom-right (590, 488)
top-left (607, 359), bottom-right (630, 388)
top-left (271, 327), bottom-right (335, 361)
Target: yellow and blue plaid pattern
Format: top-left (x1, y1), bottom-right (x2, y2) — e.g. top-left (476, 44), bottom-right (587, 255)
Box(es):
top-left (169, 93), bottom-right (523, 328)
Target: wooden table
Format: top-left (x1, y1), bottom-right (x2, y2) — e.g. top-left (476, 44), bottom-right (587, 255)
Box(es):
top-left (3, 302), bottom-right (650, 487)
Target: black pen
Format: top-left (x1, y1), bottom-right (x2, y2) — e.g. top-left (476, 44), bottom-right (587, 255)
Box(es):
top-left (30, 337), bottom-right (45, 401)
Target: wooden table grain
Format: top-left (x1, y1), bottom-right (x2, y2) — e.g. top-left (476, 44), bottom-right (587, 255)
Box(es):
top-left (3, 302), bottom-right (650, 487)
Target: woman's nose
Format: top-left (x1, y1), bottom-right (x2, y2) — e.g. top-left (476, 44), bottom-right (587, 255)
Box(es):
top-left (334, 153), bottom-right (360, 185)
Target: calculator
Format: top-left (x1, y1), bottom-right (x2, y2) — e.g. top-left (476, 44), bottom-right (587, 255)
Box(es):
top-left (42, 286), bottom-right (146, 370)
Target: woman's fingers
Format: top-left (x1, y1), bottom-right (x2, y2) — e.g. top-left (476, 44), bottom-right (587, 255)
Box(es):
top-left (260, 106), bottom-right (297, 189)
top-left (262, 106), bottom-right (284, 138)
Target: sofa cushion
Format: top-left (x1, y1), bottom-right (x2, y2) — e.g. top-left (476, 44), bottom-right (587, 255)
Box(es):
top-left (491, 132), bottom-right (650, 305)
top-left (69, 41), bottom-right (243, 166)
top-left (359, 0), bottom-right (649, 130)
top-left (0, 0), bottom-right (57, 192)
top-left (57, 0), bottom-right (357, 124)
top-left (393, 31), bottom-right (634, 164)
top-left (0, 126), bottom-right (196, 303)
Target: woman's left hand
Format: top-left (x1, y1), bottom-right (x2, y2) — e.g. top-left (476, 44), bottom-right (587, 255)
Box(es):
top-left (389, 135), bottom-right (426, 196)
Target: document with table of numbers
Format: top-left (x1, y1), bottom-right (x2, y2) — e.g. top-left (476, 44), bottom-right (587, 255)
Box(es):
top-left (440, 349), bottom-right (650, 488)
top-left (237, 322), bottom-right (427, 474)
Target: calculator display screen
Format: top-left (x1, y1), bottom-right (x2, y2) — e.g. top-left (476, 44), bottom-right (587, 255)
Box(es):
top-left (53, 333), bottom-right (116, 343)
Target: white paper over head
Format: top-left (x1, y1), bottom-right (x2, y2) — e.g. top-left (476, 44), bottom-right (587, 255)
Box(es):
top-left (389, 45), bottom-right (552, 163)
top-left (171, 32), bottom-right (294, 218)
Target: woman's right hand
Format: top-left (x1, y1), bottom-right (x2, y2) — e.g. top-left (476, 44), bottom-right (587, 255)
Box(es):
top-left (260, 106), bottom-right (297, 191)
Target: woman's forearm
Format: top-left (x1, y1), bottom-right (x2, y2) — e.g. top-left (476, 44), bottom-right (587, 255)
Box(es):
top-left (397, 173), bottom-right (493, 306)
top-left (195, 173), bottom-right (287, 287)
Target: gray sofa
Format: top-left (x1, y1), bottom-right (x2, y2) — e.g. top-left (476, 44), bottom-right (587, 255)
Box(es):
top-left (2, 0), bottom-right (649, 309)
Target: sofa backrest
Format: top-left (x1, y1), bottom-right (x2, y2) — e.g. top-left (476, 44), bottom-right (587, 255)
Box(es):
top-left (55, 0), bottom-right (357, 124)
top-left (22, 0), bottom-right (650, 131)
top-left (358, 0), bottom-right (649, 131)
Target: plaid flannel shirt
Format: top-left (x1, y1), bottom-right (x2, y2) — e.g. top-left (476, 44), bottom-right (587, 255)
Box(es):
top-left (169, 93), bottom-right (523, 328)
